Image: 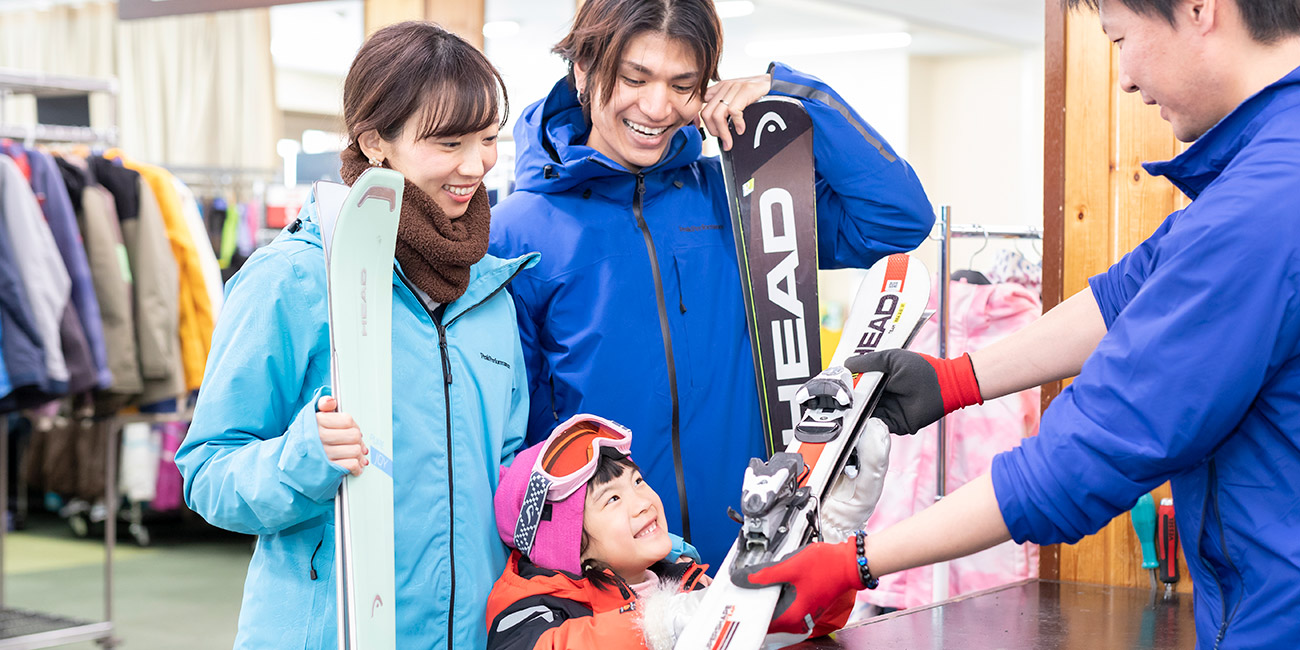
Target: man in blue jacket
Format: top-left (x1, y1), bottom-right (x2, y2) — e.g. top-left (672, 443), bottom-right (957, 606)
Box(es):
top-left (757, 0), bottom-right (1300, 647)
top-left (488, 0), bottom-right (935, 568)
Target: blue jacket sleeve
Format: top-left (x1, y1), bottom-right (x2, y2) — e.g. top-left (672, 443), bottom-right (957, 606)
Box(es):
top-left (507, 273), bottom-right (561, 446)
top-left (1088, 212), bottom-right (1179, 327)
top-left (175, 247), bottom-right (348, 536)
top-left (992, 160), bottom-right (1300, 545)
top-left (767, 62), bottom-right (935, 269)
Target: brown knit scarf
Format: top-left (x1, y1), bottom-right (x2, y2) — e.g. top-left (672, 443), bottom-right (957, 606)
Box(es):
top-left (339, 150), bottom-right (490, 303)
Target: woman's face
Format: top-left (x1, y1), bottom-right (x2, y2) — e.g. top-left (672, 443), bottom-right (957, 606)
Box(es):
top-left (579, 31), bottom-right (703, 172)
top-left (370, 115), bottom-right (500, 217)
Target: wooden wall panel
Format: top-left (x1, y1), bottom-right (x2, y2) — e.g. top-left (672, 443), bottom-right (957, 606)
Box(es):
top-left (1046, 7), bottom-right (1193, 595)
top-left (364, 0), bottom-right (484, 50)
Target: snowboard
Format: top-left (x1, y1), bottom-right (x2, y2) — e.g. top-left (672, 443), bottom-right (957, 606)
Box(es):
top-left (318, 168), bottom-right (403, 650)
top-left (721, 96), bottom-right (821, 455)
top-left (674, 253), bottom-right (931, 650)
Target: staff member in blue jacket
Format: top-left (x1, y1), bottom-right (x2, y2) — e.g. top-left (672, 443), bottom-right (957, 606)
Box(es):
top-left (739, 0), bottom-right (1300, 646)
top-left (178, 23), bottom-right (537, 648)
top-left (488, 0), bottom-right (935, 567)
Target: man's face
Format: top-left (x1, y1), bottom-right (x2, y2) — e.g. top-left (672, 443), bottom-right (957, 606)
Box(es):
top-left (1100, 0), bottom-right (1232, 142)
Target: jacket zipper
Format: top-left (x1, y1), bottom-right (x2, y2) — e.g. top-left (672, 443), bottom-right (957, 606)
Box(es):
top-left (396, 264), bottom-right (531, 650)
top-left (632, 173), bottom-right (691, 542)
top-left (1206, 460), bottom-right (1244, 649)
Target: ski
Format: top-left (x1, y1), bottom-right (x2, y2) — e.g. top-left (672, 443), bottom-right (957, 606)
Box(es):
top-left (675, 253), bottom-right (931, 650)
top-left (722, 96), bottom-right (821, 454)
top-left (318, 168), bottom-right (403, 650)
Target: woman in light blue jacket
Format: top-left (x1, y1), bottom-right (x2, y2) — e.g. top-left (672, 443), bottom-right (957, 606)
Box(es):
top-left (176, 22), bottom-right (536, 649)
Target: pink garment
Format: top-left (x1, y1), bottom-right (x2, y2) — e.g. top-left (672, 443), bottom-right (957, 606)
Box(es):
top-left (151, 421), bottom-right (186, 512)
top-left (861, 278), bottom-right (1041, 611)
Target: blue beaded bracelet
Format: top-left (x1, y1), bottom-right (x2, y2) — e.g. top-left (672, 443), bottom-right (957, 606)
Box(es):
top-left (853, 530), bottom-right (880, 590)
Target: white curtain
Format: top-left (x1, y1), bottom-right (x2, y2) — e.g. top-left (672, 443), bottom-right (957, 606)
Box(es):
top-left (0, 2), bottom-right (278, 170)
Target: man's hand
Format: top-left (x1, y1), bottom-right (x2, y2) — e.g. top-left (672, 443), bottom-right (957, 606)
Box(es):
top-left (316, 395), bottom-right (368, 476)
top-left (844, 350), bottom-right (983, 435)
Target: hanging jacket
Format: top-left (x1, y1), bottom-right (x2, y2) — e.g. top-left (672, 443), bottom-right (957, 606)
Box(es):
top-left (486, 552), bottom-right (708, 650)
top-left (488, 63), bottom-right (934, 566)
top-left (26, 147), bottom-right (112, 390)
top-left (865, 278), bottom-right (1041, 610)
top-left (177, 193), bottom-right (537, 650)
top-left (0, 167), bottom-right (47, 408)
top-left (993, 65), bottom-right (1300, 649)
top-left (0, 321), bottom-right (8, 400)
top-left (87, 156), bottom-right (184, 407)
top-left (108, 151), bottom-right (214, 392)
top-left (59, 157), bottom-right (143, 404)
top-left (0, 154), bottom-right (70, 393)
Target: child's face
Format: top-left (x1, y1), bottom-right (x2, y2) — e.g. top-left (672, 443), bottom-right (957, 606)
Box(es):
top-left (581, 466), bottom-right (673, 581)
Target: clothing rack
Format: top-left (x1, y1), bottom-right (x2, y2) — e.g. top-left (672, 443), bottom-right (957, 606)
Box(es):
top-left (0, 70), bottom-right (122, 649)
top-left (0, 68), bottom-right (118, 148)
top-left (930, 207), bottom-right (1042, 602)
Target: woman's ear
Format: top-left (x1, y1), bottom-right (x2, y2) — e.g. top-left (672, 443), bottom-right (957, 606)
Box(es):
top-left (357, 129), bottom-right (386, 165)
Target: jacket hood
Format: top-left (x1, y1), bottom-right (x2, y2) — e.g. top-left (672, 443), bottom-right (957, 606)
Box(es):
top-left (289, 193), bottom-right (538, 311)
top-left (512, 77), bottom-right (704, 195)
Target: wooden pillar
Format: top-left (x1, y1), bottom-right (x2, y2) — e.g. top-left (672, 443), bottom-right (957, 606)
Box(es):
top-left (365, 0), bottom-right (484, 50)
top-left (1042, 4), bottom-right (1191, 593)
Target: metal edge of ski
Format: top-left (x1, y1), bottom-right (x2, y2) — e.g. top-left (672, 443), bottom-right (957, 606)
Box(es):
top-left (674, 253), bottom-right (931, 650)
top-left (322, 168), bottom-right (403, 650)
top-left (721, 95), bottom-right (821, 455)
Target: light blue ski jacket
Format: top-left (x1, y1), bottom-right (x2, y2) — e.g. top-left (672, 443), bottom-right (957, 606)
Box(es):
top-left (488, 62), bottom-right (934, 567)
top-left (177, 194), bottom-right (537, 649)
top-left (994, 65), bottom-right (1300, 649)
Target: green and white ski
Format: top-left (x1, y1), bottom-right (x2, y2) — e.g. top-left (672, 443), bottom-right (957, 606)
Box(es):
top-left (318, 168), bottom-right (402, 649)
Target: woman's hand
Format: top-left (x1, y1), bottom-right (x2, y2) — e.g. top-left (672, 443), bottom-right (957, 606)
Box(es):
top-left (316, 395), bottom-right (369, 476)
top-left (699, 74), bottom-right (774, 151)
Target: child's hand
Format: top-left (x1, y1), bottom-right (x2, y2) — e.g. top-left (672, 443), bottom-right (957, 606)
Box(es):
top-left (316, 395), bottom-right (368, 476)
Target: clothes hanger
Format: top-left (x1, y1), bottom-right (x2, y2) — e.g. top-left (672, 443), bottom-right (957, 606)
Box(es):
top-left (953, 228), bottom-right (991, 284)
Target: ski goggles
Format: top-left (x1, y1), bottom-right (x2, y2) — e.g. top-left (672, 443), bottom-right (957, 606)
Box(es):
top-left (513, 413), bottom-right (633, 556)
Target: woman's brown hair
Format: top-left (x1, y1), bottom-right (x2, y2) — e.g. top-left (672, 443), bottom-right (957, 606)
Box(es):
top-left (342, 21), bottom-right (508, 161)
top-left (553, 0), bottom-right (722, 118)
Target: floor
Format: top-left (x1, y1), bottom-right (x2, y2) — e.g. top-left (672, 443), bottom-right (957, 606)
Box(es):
top-left (3, 511), bottom-right (251, 649)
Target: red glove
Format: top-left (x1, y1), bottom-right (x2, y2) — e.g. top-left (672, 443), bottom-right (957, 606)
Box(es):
top-left (844, 350), bottom-right (983, 435)
top-left (732, 540), bottom-right (865, 635)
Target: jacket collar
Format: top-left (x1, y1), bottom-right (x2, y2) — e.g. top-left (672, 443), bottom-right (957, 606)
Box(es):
top-left (1143, 64), bottom-right (1300, 200)
top-left (512, 77), bottom-right (702, 196)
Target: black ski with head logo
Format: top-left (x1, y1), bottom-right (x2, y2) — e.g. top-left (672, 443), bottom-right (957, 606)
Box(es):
top-left (721, 96), bottom-right (820, 455)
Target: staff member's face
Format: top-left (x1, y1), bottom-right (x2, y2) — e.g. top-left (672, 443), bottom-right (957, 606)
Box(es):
top-left (1101, 0), bottom-right (1231, 142)
top-left (576, 31), bottom-right (703, 172)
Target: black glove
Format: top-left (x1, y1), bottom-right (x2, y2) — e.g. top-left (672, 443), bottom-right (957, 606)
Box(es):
top-left (844, 349), bottom-right (983, 435)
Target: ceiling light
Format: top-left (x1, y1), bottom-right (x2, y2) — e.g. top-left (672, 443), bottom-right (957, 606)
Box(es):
top-left (744, 32), bottom-right (912, 58)
top-left (482, 20), bottom-right (521, 39)
top-left (715, 1), bottom-right (755, 18)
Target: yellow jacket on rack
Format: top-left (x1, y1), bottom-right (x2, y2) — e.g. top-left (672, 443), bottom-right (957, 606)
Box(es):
top-left (107, 150), bottom-right (214, 392)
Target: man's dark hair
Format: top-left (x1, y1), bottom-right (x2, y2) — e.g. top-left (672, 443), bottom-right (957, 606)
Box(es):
top-left (1065, 0), bottom-right (1300, 43)
top-left (342, 21), bottom-right (508, 157)
top-left (553, 0), bottom-right (722, 120)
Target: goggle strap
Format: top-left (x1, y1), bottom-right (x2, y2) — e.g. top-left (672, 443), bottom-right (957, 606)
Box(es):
top-left (513, 471), bottom-right (552, 557)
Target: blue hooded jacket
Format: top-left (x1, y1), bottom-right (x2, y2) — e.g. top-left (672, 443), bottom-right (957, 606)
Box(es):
top-left (993, 65), bottom-right (1300, 649)
top-left (488, 63), bottom-right (934, 566)
top-left (177, 194), bottom-right (537, 649)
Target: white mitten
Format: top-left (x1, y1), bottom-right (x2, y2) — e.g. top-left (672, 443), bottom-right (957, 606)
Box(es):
top-left (819, 417), bottom-right (892, 543)
top-left (639, 579), bottom-right (708, 650)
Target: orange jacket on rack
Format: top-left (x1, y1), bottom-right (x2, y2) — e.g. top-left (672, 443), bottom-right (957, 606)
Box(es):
top-left (107, 151), bottom-right (214, 392)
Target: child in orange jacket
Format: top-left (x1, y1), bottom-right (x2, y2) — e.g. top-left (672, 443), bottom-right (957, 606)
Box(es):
top-left (487, 414), bottom-right (870, 650)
